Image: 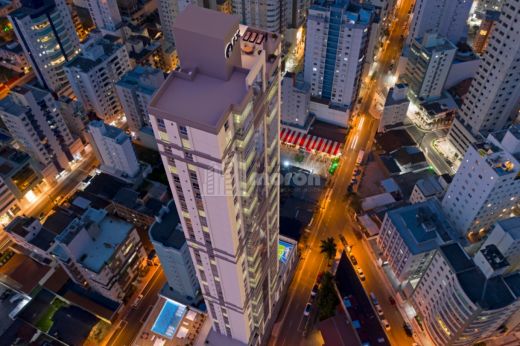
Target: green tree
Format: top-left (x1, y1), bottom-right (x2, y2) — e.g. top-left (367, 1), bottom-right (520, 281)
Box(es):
top-left (317, 272), bottom-right (339, 321)
top-left (320, 237), bottom-right (337, 261)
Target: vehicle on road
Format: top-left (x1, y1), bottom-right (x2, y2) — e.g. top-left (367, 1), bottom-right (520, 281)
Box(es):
top-left (382, 319), bottom-right (391, 331)
top-left (370, 292), bottom-right (379, 305)
top-left (388, 296), bottom-right (396, 305)
top-left (339, 235), bottom-right (348, 248)
top-left (375, 304), bottom-right (384, 318)
top-left (350, 255), bottom-right (358, 265)
top-left (356, 266), bottom-right (366, 281)
top-left (304, 303), bottom-right (312, 316)
top-left (132, 294), bottom-right (143, 308)
top-left (403, 322), bottom-right (413, 337)
top-left (311, 284), bottom-right (319, 297)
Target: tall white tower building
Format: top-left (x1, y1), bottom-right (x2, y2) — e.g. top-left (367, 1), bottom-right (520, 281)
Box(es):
top-left (448, 1), bottom-right (520, 155)
top-left (158, 0), bottom-right (203, 47)
top-left (87, 0), bottom-right (122, 33)
top-left (304, 1), bottom-right (375, 126)
top-left (149, 6), bottom-right (281, 345)
top-left (232, 0), bottom-right (285, 33)
top-left (8, 0), bottom-right (80, 96)
top-left (87, 120), bottom-right (140, 178)
top-left (442, 125), bottom-right (520, 236)
top-left (65, 34), bottom-right (132, 121)
top-left (408, 0), bottom-right (472, 45)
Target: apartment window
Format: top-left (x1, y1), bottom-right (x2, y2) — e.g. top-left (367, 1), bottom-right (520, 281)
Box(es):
top-left (179, 125), bottom-right (188, 136)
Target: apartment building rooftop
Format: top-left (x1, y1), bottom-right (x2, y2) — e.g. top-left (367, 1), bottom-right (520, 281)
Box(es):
top-left (473, 125), bottom-right (520, 177)
top-left (90, 120), bottom-right (131, 145)
top-left (149, 5), bottom-right (281, 134)
top-left (415, 32), bottom-right (457, 53)
top-left (495, 217), bottom-right (520, 240)
top-left (116, 65), bottom-right (164, 96)
top-left (440, 243), bottom-right (520, 310)
top-left (10, 0), bottom-right (56, 18)
top-left (310, 0), bottom-right (375, 25)
top-left (66, 34), bottom-right (122, 72)
top-left (149, 201), bottom-right (184, 250)
top-left (386, 199), bottom-right (460, 254)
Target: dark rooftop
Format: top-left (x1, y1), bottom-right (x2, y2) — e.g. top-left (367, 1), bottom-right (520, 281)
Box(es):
top-left (149, 201), bottom-right (184, 250)
top-left (375, 129), bottom-right (416, 153)
top-left (48, 305), bottom-right (98, 346)
top-left (84, 173), bottom-right (129, 200)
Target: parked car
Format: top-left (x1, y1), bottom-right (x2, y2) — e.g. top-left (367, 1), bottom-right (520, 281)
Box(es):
top-left (370, 292), bottom-right (378, 305)
top-left (375, 304), bottom-right (384, 318)
top-left (382, 319), bottom-right (391, 331)
top-left (311, 284), bottom-right (319, 297)
top-left (403, 322), bottom-right (413, 337)
top-left (132, 294), bottom-right (143, 308)
top-left (356, 266), bottom-right (366, 281)
top-left (388, 296), bottom-right (396, 305)
top-left (339, 235), bottom-right (348, 248)
top-left (350, 255), bottom-right (358, 265)
top-left (304, 303), bottom-right (312, 316)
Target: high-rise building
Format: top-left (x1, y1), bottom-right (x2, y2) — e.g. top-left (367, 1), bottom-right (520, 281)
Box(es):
top-left (286, 0), bottom-right (311, 29)
top-left (149, 201), bottom-right (200, 303)
top-left (473, 10), bottom-right (501, 55)
top-left (412, 242), bottom-right (520, 346)
top-left (378, 83), bottom-right (409, 132)
top-left (115, 65), bottom-right (165, 134)
top-left (86, 0), bottom-right (122, 33)
top-left (0, 84), bottom-right (81, 171)
top-left (403, 33), bottom-right (457, 101)
top-left (64, 34), bottom-right (132, 120)
top-left (448, 2), bottom-right (520, 155)
top-left (8, 0), bottom-right (81, 96)
top-left (232, 0), bottom-right (285, 33)
top-left (442, 125), bottom-right (520, 236)
top-left (407, 0), bottom-right (472, 45)
top-left (52, 207), bottom-right (146, 301)
top-left (281, 72), bottom-right (311, 130)
top-left (87, 120), bottom-right (140, 179)
top-left (304, 1), bottom-right (375, 126)
top-left (148, 6), bottom-right (281, 344)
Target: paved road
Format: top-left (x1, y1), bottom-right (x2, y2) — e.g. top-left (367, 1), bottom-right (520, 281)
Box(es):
top-left (271, 0), bottom-right (415, 345)
top-left (106, 269), bottom-right (166, 346)
top-left (405, 125), bottom-right (454, 175)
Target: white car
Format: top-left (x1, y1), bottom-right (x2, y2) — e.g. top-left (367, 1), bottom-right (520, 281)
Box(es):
top-left (304, 303), bottom-right (312, 316)
top-left (356, 266), bottom-right (366, 281)
top-left (375, 304), bottom-right (384, 318)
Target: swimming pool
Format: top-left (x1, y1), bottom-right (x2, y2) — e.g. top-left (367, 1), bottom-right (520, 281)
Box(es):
top-left (151, 299), bottom-right (187, 339)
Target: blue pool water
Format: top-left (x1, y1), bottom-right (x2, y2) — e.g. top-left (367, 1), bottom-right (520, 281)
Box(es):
top-left (151, 299), bottom-right (187, 339)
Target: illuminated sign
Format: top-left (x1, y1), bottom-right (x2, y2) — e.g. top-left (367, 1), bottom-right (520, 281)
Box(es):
top-left (225, 30), bottom-right (241, 59)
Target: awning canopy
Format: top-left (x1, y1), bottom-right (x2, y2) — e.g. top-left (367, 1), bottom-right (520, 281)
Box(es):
top-left (280, 128), bottom-right (342, 156)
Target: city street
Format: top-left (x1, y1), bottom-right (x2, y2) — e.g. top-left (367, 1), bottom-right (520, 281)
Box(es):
top-left (270, 0), bottom-right (415, 345)
top-left (105, 269), bottom-right (167, 346)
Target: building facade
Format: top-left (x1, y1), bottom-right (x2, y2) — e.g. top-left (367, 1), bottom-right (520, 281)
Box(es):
top-left (87, 120), bottom-right (140, 179)
top-left (407, 0), bottom-right (472, 45)
top-left (148, 6), bottom-right (281, 345)
top-left (378, 83), bottom-right (409, 132)
top-left (442, 125), bottom-right (520, 236)
top-left (65, 34), bottom-right (132, 120)
top-left (0, 84), bottom-right (81, 172)
top-left (149, 201), bottom-right (200, 303)
top-left (448, 2), bottom-right (520, 155)
top-left (115, 65), bottom-right (165, 134)
top-left (304, 1), bottom-right (374, 126)
top-left (8, 0), bottom-right (81, 96)
top-left (87, 0), bottom-right (122, 33)
top-left (403, 33), bottom-right (457, 101)
top-left (480, 217), bottom-right (520, 272)
top-left (412, 243), bottom-right (520, 346)
top-left (281, 72), bottom-right (311, 130)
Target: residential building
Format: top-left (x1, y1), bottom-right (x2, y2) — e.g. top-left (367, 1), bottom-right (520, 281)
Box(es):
top-left (377, 198), bottom-right (460, 287)
top-left (0, 84), bottom-right (82, 172)
top-left (87, 120), bottom-right (140, 179)
top-left (52, 207), bottom-right (146, 301)
top-left (378, 83), bottom-right (409, 132)
top-left (409, 175), bottom-right (445, 204)
top-left (304, 1), bottom-right (375, 126)
top-left (158, 0), bottom-right (202, 48)
top-left (87, 0), bottom-right (122, 33)
top-left (232, 0), bottom-right (285, 33)
top-left (281, 72), bottom-right (311, 130)
top-left (448, 2), bottom-right (520, 155)
top-left (403, 33), bottom-right (457, 101)
top-left (473, 10), bottom-right (501, 54)
top-left (115, 65), bottom-right (165, 134)
top-left (65, 34), bottom-right (132, 121)
top-left (0, 41), bottom-right (29, 73)
top-left (57, 97), bottom-right (89, 141)
top-left (443, 44), bottom-right (480, 90)
top-left (0, 146), bottom-right (45, 225)
top-left (286, 0), bottom-right (311, 29)
top-left (148, 6), bottom-right (282, 344)
top-left (407, 0), bottom-right (472, 45)
top-left (412, 243), bottom-right (520, 346)
top-left (442, 125), bottom-right (520, 236)
top-left (8, 0), bottom-right (81, 96)
top-left (149, 201), bottom-right (200, 304)
top-left (477, 0), bottom-right (504, 12)
top-left (480, 217), bottom-right (520, 272)
top-left (0, 0), bottom-right (20, 17)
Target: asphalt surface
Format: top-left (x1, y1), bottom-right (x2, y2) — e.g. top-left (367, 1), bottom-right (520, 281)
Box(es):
top-left (270, 0), bottom-right (416, 345)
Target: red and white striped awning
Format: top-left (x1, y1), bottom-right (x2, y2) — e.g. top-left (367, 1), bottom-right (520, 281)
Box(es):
top-left (280, 128), bottom-right (342, 156)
